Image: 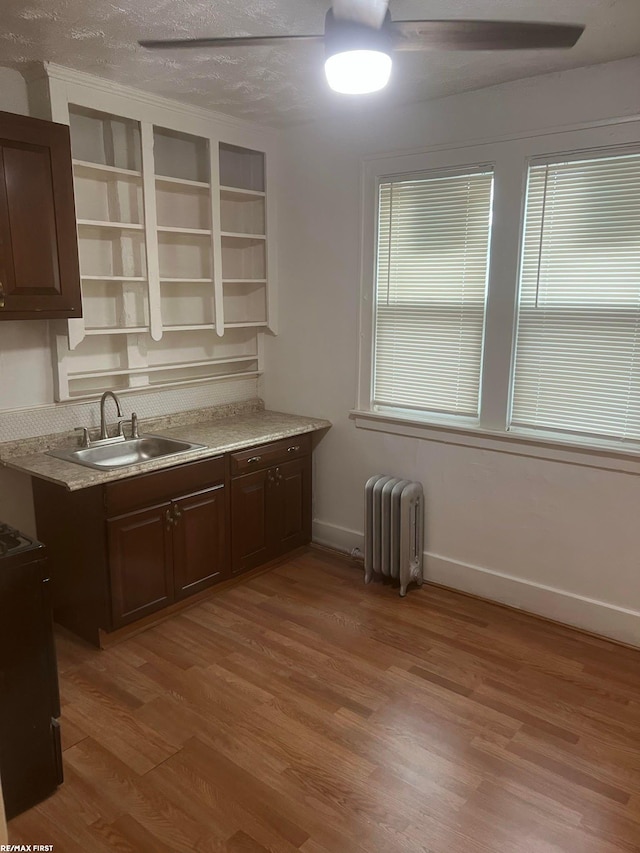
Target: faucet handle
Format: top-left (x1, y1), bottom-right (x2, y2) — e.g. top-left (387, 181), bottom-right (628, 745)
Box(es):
top-left (131, 412), bottom-right (139, 439)
top-left (74, 427), bottom-right (91, 448)
top-left (115, 417), bottom-right (129, 437)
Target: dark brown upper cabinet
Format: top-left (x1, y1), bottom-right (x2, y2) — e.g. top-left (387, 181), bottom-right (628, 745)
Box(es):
top-left (0, 111), bottom-right (81, 320)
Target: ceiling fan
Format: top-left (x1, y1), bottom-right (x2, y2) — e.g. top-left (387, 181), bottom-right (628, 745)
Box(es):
top-left (139, 0), bottom-right (585, 96)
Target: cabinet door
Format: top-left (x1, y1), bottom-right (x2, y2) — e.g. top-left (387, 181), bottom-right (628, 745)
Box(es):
top-left (0, 112), bottom-right (81, 320)
top-left (173, 486), bottom-right (227, 600)
top-left (230, 468), bottom-right (271, 575)
top-left (108, 504), bottom-right (174, 628)
top-left (272, 457), bottom-right (312, 556)
top-left (0, 557), bottom-right (62, 820)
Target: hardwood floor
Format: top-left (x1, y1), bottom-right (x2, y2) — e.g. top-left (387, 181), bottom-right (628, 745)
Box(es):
top-left (9, 547), bottom-right (640, 852)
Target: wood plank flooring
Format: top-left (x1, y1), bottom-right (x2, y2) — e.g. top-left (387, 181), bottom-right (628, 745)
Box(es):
top-left (9, 547), bottom-right (640, 852)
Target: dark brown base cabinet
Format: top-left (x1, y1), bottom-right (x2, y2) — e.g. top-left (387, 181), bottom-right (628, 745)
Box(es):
top-left (108, 485), bottom-right (226, 628)
top-left (173, 487), bottom-right (227, 600)
top-left (107, 503), bottom-right (174, 628)
top-left (231, 455), bottom-right (311, 574)
top-left (0, 541), bottom-right (63, 819)
top-left (32, 434), bottom-right (312, 647)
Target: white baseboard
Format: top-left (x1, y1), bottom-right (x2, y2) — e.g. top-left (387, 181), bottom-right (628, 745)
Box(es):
top-left (425, 553), bottom-right (640, 647)
top-left (313, 519), bottom-right (364, 555)
top-left (312, 519), bottom-right (640, 647)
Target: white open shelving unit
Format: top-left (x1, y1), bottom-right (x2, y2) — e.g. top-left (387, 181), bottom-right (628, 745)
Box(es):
top-left (219, 143), bottom-right (269, 334)
top-left (41, 66), bottom-right (276, 402)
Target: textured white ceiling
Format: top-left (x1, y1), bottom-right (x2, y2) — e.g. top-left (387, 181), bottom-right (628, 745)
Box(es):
top-left (1, 0), bottom-right (640, 126)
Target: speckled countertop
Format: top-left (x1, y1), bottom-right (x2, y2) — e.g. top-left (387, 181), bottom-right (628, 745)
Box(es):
top-left (1, 404), bottom-right (331, 491)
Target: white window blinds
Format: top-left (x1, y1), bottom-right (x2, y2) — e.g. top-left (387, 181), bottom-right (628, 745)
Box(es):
top-left (511, 151), bottom-right (640, 442)
top-left (373, 168), bottom-right (493, 418)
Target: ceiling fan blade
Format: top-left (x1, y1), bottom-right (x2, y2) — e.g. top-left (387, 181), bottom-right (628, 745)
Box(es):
top-left (390, 20), bottom-right (585, 52)
top-left (139, 34), bottom-right (324, 50)
top-left (332, 0), bottom-right (389, 29)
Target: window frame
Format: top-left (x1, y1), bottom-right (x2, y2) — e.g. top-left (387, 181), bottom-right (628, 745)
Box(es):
top-left (509, 144), bottom-right (640, 441)
top-left (372, 163), bottom-right (495, 422)
top-left (355, 116), bottom-right (640, 466)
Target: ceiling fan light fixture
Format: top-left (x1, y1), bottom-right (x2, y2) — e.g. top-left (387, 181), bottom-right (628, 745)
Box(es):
top-left (139, 6), bottom-right (586, 103)
top-left (324, 49), bottom-right (392, 94)
top-left (323, 8), bottom-right (393, 94)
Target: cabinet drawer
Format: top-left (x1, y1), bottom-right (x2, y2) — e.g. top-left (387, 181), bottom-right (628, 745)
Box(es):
top-left (230, 433), bottom-right (310, 476)
top-left (104, 456), bottom-right (225, 516)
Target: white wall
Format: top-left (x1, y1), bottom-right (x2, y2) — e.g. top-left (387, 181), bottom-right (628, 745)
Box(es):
top-left (0, 68), bottom-right (28, 115)
top-left (0, 69), bottom-right (55, 414)
top-left (0, 69), bottom-right (54, 531)
top-left (265, 56), bottom-right (640, 645)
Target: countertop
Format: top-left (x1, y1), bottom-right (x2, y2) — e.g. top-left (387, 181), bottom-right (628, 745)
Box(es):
top-left (1, 408), bottom-right (331, 491)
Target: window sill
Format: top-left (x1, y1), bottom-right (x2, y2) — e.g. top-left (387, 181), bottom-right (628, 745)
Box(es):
top-left (350, 408), bottom-right (640, 475)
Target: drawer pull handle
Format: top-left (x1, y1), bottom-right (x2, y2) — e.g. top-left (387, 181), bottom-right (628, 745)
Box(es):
top-left (173, 506), bottom-right (182, 524)
top-left (0, 282), bottom-right (4, 309)
top-left (287, 445), bottom-right (300, 453)
top-left (165, 509), bottom-right (172, 530)
top-left (246, 456), bottom-right (262, 464)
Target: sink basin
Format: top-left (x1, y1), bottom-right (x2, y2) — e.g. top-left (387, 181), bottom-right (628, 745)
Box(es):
top-left (48, 434), bottom-right (205, 471)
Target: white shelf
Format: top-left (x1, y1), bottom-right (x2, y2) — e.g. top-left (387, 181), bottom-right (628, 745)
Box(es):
top-left (221, 231), bottom-right (266, 240)
top-left (224, 321), bottom-right (268, 329)
top-left (160, 278), bottom-right (213, 284)
top-left (220, 185), bottom-right (265, 199)
top-left (222, 278), bottom-right (267, 285)
top-left (84, 327), bottom-right (148, 336)
top-left (69, 355), bottom-right (257, 382)
top-left (68, 365), bottom-right (133, 380)
top-left (82, 275), bottom-right (147, 282)
top-left (157, 225), bottom-right (212, 236)
top-left (144, 369), bottom-right (261, 391)
top-left (146, 356), bottom-right (256, 374)
top-left (140, 369), bottom-right (261, 392)
top-left (156, 174), bottom-right (210, 189)
top-left (73, 160), bottom-right (142, 179)
top-left (65, 369), bottom-right (262, 400)
top-left (78, 219), bottom-right (144, 230)
top-left (162, 324), bottom-right (216, 332)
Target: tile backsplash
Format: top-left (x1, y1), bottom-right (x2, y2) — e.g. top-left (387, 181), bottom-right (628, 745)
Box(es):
top-left (0, 377), bottom-right (259, 442)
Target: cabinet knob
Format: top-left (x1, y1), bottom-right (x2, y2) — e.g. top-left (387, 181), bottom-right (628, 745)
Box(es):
top-left (0, 282), bottom-right (4, 309)
top-left (173, 505), bottom-right (182, 524)
top-left (165, 509), bottom-right (172, 530)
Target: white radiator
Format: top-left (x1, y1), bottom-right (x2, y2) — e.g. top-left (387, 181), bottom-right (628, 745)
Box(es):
top-left (364, 475), bottom-right (424, 597)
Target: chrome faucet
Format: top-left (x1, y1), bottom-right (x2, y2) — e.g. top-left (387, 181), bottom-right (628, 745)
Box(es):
top-left (99, 391), bottom-right (125, 440)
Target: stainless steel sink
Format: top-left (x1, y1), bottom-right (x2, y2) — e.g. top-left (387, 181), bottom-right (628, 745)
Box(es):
top-left (48, 435), bottom-right (205, 471)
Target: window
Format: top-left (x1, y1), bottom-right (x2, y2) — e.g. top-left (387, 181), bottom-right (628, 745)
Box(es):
top-left (360, 124), bottom-right (640, 458)
top-left (373, 168), bottom-right (494, 420)
top-left (511, 151), bottom-right (640, 442)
